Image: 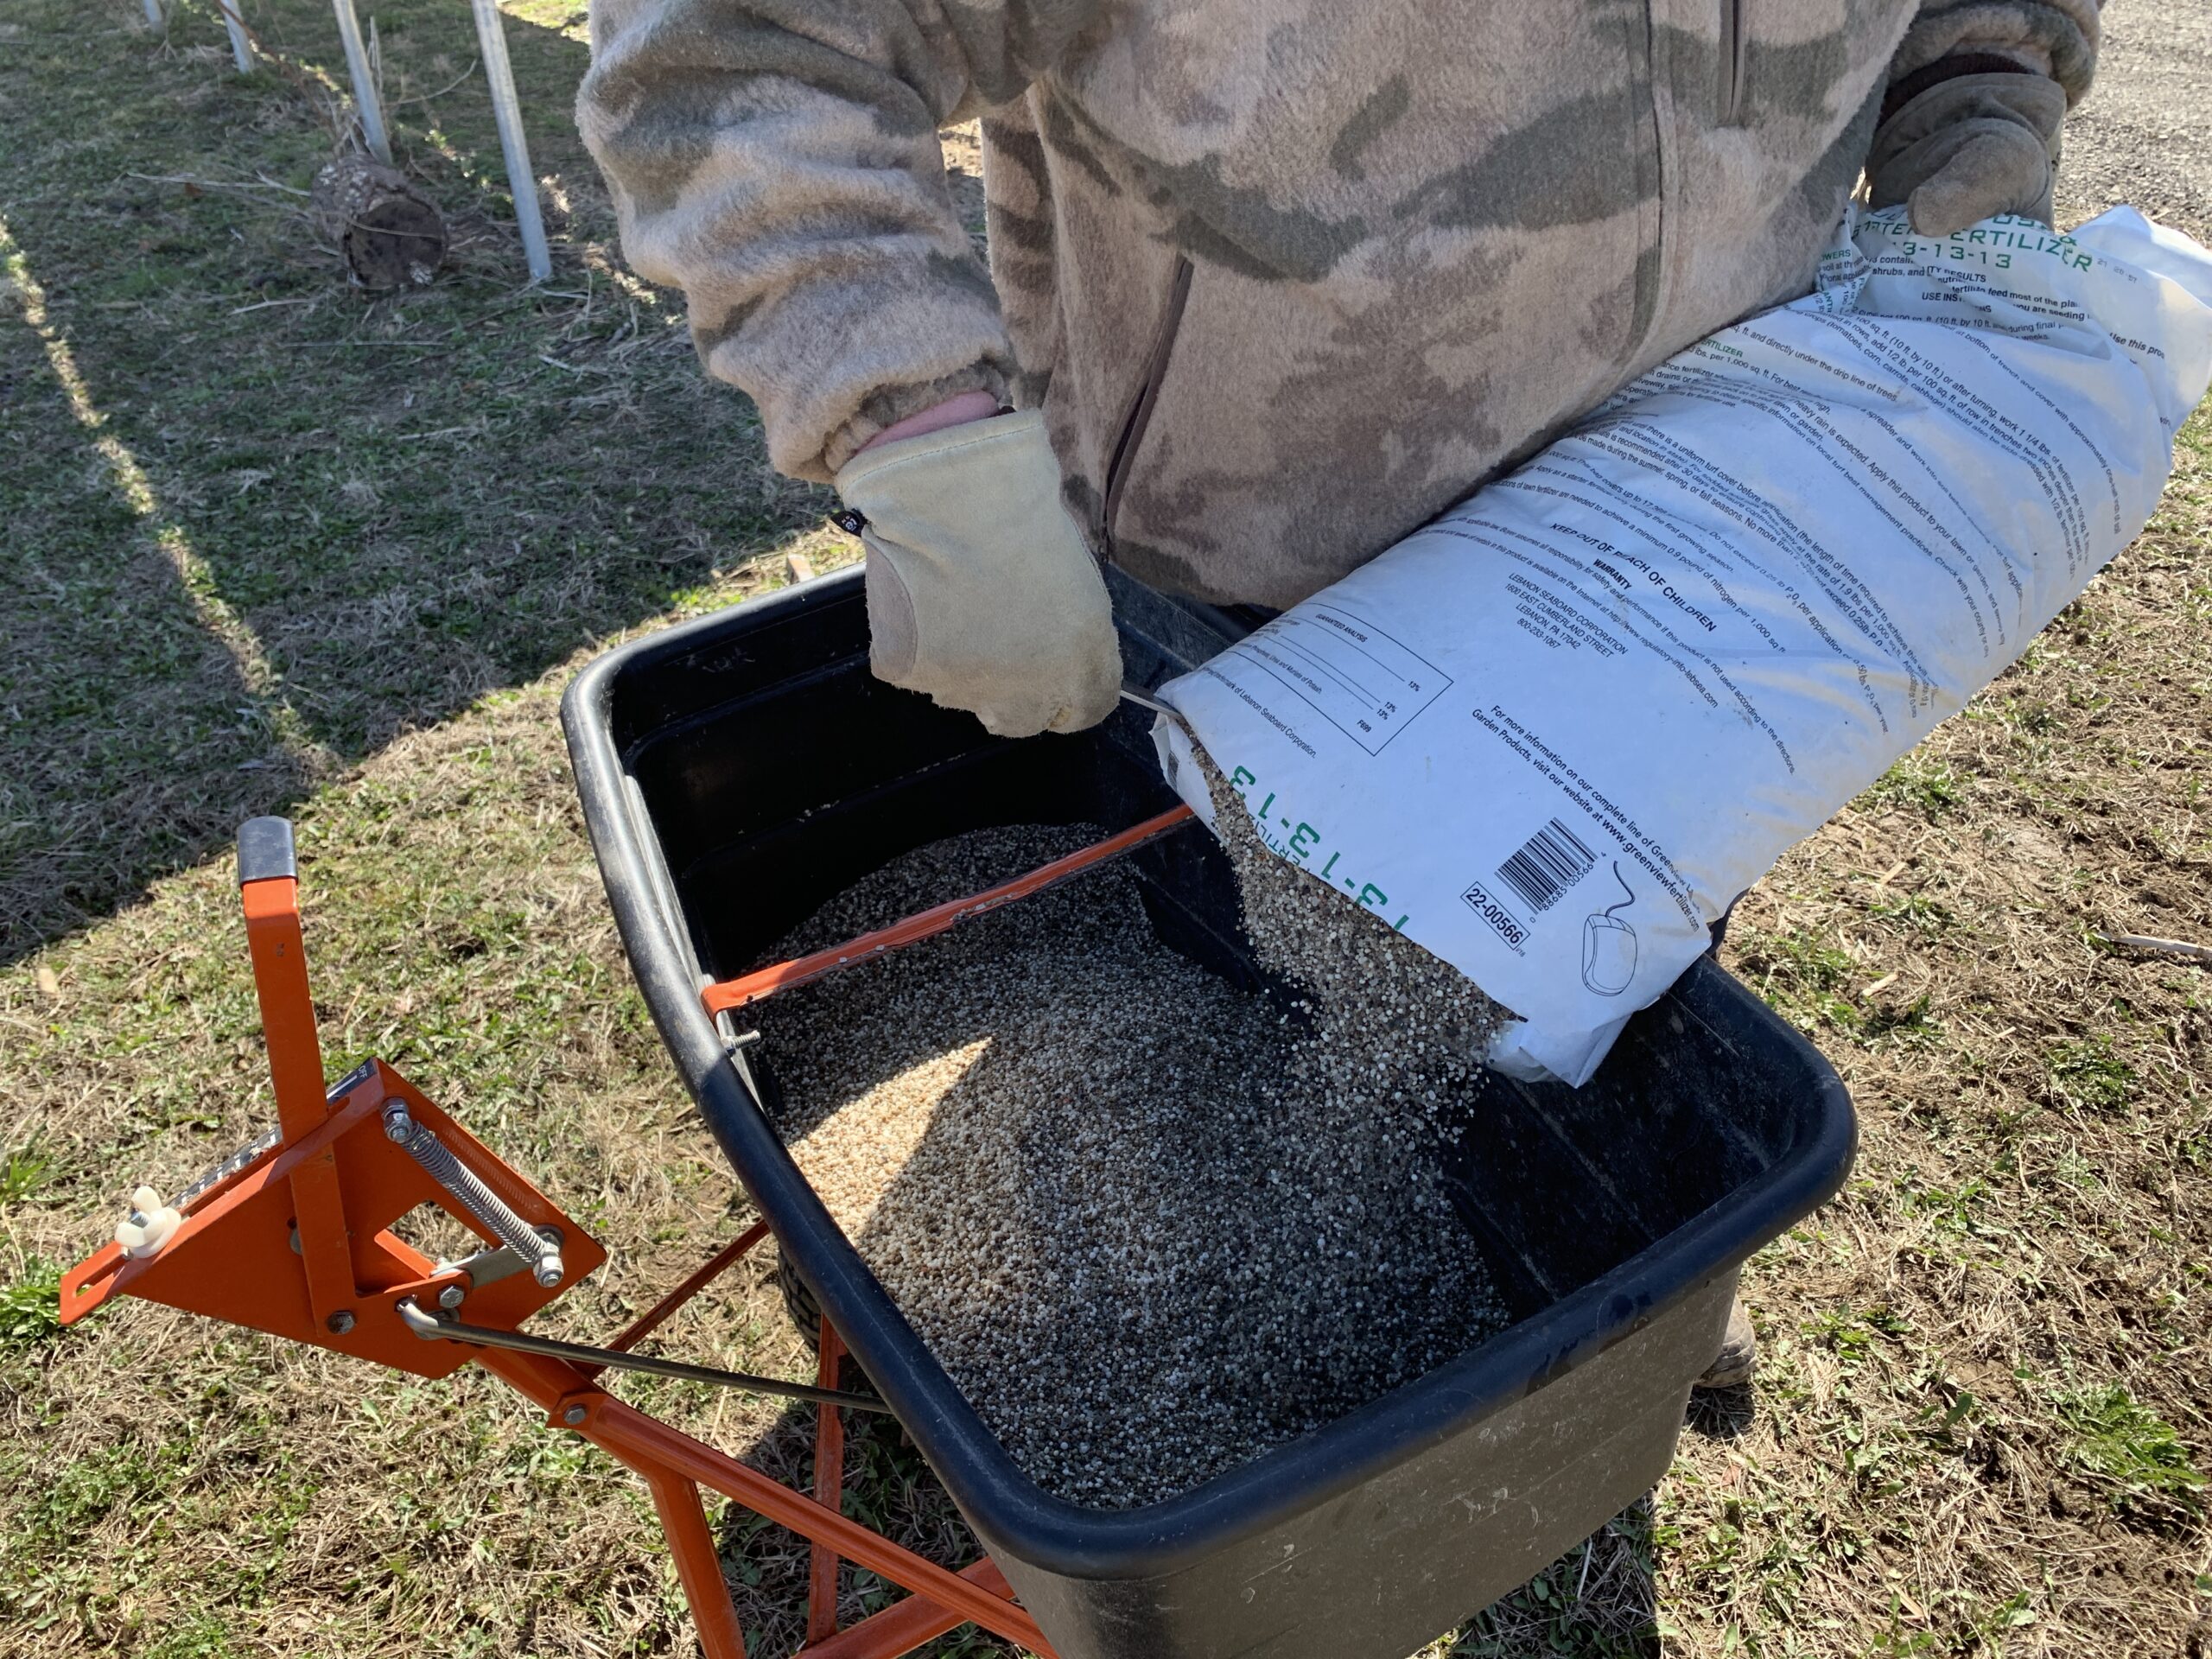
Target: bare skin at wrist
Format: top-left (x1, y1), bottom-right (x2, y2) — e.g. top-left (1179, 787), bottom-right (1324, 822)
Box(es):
top-left (858, 389), bottom-right (1001, 454)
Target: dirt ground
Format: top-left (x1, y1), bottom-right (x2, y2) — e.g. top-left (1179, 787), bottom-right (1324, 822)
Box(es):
top-left (2054, 0), bottom-right (2212, 239)
top-left (2, 2), bottom-right (2207, 1656)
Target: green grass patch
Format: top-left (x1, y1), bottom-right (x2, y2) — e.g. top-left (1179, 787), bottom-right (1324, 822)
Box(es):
top-left (0, 1144), bottom-right (50, 1205)
top-left (1860, 755), bottom-right (1967, 821)
top-left (143, 1611), bottom-right (238, 1659)
top-left (1736, 927), bottom-right (1866, 1031)
top-left (1868, 891), bottom-right (1953, 938)
top-left (1803, 1305), bottom-right (1913, 1365)
top-left (2057, 1386), bottom-right (2206, 1516)
top-left (0, 1260), bottom-right (62, 1351)
top-left (2047, 1034), bottom-right (2137, 1110)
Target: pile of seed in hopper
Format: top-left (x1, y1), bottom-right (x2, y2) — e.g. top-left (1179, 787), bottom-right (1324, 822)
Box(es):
top-left (757, 808), bottom-right (1513, 1510)
top-left (1190, 750), bottom-right (1514, 1112)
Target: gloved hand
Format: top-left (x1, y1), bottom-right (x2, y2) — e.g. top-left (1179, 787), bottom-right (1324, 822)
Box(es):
top-left (835, 410), bottom-right (1122, 739)
top-left (1866, 72), bottom-right (2067, 237)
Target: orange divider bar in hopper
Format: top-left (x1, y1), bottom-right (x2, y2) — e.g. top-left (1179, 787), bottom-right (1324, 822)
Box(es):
top-left (701, 804), bottom-right (1198, 1019)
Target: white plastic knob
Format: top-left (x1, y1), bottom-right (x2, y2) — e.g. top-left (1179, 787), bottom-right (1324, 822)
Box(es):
top-left (117, 1185), bottom-right (182, 1259)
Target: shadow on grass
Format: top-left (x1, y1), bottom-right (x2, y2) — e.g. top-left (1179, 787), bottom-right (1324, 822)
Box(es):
top-left (0, 0), bottom-right (887, 963)
top-left (1684, 1378), bottom-right (1758, 1441)
top-left (714, 1371), bottom-right (1014, 1659)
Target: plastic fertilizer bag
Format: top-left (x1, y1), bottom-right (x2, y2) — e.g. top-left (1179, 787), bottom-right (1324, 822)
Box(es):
top-left (1155, 207), bottom-right (2212, 1086)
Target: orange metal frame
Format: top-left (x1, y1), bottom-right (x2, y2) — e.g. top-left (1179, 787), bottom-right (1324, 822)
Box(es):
top-left (61, 826), bottom-right (1070, 1659)
top-left (702, 804), bottom-right (1195, 1017)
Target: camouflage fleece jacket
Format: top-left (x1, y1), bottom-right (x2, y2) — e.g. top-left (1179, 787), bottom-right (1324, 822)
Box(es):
top-left (579, 0), bottom-right (2102, 608)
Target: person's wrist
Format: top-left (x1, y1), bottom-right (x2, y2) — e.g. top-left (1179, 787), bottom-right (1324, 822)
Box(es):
top-left (858, 390), bottom-right (1001, 454)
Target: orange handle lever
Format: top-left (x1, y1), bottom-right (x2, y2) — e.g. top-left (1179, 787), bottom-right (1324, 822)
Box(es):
top-left (236, 818), bottom-right (358, 1326)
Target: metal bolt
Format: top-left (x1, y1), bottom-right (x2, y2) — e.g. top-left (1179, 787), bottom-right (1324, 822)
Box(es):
top-left (437, 1283), bottom-right (467, 1310)
top-left (327, 1310), bottom-right (356, 1335)
top-left (381, 1100), bottom-right (413, 1142)
top-left (562, 1404), bottom-right (587, 1427)
top-left (533, 1226), bottom-right (564, 1287)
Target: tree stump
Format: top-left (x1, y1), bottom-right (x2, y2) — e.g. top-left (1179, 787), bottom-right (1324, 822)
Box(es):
top-left (312, 156), bottom-right (446, 289)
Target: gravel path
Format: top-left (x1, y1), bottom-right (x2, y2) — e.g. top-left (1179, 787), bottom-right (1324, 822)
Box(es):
top-left (2056, 0), bottom-right (2212, 242)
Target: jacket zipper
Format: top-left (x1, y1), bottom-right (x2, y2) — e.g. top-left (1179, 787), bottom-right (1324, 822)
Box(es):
top-left (1103, 255), bottom-right (1194, 557)
top-left (1719, 0), bottom-right (1749, 124)
top-left (1621, 0), bottom-right (1669, 367)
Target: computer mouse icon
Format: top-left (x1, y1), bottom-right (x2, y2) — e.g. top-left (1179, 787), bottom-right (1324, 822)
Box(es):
top-left (1581, 864), bottom-right (1638, 996)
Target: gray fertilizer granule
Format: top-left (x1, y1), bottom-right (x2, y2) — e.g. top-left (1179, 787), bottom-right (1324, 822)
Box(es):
top-left (1191, 751), bottom-right (1513, 1104)
top-left (758, 821), bottom-right (1510, 1510)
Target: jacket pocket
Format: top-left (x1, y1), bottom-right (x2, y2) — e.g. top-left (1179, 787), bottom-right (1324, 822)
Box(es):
top-left (1103, 255), bottom-right (1194, 557)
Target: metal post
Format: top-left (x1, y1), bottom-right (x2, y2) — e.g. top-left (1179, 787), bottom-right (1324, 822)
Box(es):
top-left (332, 0), bottom-right (392, 163)
top-left (467, 0), bottom-right (551, 283)
top-left (142, 0), bottom-right (164, 30)
top-left (216, 0), bottom-right (254, 72)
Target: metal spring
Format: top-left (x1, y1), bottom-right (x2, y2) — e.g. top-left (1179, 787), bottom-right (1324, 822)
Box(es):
top-left (385, 1103), bottom-right (564, 1287)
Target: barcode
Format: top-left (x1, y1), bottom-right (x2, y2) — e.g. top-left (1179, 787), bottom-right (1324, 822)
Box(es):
top-left (1495, 819), bottom-right (1597, 914)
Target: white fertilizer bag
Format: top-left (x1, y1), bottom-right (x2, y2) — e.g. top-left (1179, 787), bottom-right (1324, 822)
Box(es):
top-left (1155, 206), bottom-right (2212, 1086)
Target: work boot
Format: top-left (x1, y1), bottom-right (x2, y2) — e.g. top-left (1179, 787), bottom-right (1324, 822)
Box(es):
top-left (1694, 1299), bottom-right (1757, 1390)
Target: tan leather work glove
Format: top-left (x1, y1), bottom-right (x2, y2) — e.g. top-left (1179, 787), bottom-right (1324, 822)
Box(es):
top-left (835, 410), bottom-right (1122, 739)
top-left (1866, 72), bottom-right (2067, 237)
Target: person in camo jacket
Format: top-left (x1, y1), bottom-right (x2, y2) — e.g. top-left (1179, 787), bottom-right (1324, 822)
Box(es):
top-left (576, 0), bottom-right (2100, 1387)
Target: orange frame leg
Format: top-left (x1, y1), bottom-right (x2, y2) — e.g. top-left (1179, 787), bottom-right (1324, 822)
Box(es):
top-left (809, 1316), bottom-right (849, 1644)
top-left (798, 1560), bottom-right (1027, 1659)
top-left (491, 1230), bottom-right (1052, 1656)
top-left (648, 1469), bottom-right (750, 1659)
top-left (483, 1345), bottom-right (1054, 1658)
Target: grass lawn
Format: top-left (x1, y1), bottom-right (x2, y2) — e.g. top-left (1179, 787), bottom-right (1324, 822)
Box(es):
top-left (3, 1), bottom-right (2208, 1656)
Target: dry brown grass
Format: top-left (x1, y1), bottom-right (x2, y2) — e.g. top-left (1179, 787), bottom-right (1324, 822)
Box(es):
top-left (8, 440), bottom-right (2203, 1659)
top-left (1662, 407), bottom-right (2212, 1658)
